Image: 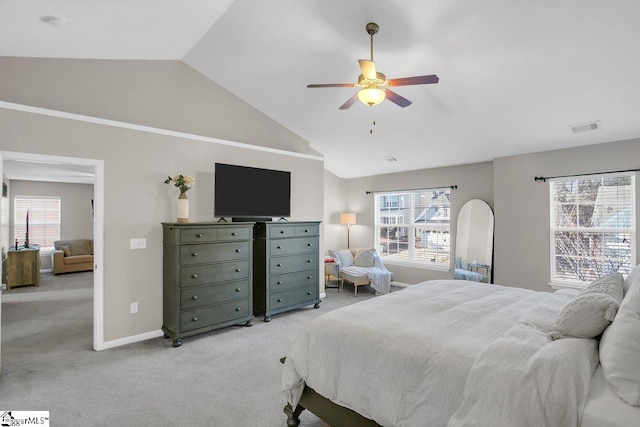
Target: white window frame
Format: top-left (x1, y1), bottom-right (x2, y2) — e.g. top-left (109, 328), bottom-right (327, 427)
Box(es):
top-left (549, 172), bottom-right (636, 289)
top-left (374, 188), bottom-right (451, 270)
top-left (13, 195), bottom-right (61, 253)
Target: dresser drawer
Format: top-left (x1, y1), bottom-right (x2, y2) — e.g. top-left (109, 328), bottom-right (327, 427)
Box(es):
top-left (295, 224), bottom-right (319, 236)
top-left (269, 237), bottom-right (317, 255)
top-left (270, 284), bottom-right (317, 309)
top-left (270, 270), bottom-right (318, 292)
top-left (180, 299), bottom-right (250, 332)
top-left (269, 225), bottom-right (295, 238)
top-left (180, 261), bottom-right (248, 287)
top-left (181, 280), bottom-right (250, 310)
top-left (270, 253), bottom-right (318, 275)
top-left (218, 227), bottom-right (252, 241)
top-left (179, 228), bottom-right (218, 243)
top-left (180, 241), bottom-right (249, 265)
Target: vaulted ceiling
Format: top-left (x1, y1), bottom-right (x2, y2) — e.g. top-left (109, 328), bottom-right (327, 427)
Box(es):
top-left (2, 0), bottom-right (640, 179)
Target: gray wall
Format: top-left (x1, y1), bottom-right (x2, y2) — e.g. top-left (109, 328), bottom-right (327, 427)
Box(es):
top-left (325, 162), bottom-right (494, 285)
top-left (0, 58), bottom-right (324, 343)
top-left (494, 137), bottom-right (640, 292)
top-left (9, 180), bottom-right (94, 270)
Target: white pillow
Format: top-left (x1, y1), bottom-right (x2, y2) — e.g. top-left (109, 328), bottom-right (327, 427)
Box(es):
top-left (600, 269), bottom-right (640, 406)
top-left (549, 272), bottom-right (624, 340)
top-left (330, 249), bottom-right (354, 267)
top-left (623, 264), bottom-right (640, 295)
top-left (354, 248), bottom-right (376, 267)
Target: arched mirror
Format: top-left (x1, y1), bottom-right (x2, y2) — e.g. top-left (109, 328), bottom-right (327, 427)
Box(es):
top-left (454, 199), bottom-right (494, 283)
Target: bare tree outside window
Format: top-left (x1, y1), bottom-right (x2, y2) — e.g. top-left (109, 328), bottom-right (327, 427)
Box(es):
top-left (550, 174), bottom-right (635, 284)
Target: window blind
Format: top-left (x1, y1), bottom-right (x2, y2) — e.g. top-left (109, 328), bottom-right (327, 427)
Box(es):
top-left (14, 196), bottom-right (61, 251)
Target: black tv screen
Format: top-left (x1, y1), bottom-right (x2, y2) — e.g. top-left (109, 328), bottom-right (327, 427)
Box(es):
top-left (214, 163), bottom-right (291, 219)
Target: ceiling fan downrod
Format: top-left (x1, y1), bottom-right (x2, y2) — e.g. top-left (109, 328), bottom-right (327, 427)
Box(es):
top-left (366, 22), bottom-right (379, 61)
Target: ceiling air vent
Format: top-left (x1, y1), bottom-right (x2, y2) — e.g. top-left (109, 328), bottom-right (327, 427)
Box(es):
top-left (382, 157), bottom-right (398, 162)
top-left (569, 121), bottom-right (601, 134)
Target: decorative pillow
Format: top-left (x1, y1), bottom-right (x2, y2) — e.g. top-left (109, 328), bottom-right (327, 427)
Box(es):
top-left (60, 245), bottom-right (72, 257)
top-left (549, 272), bottom-right (624, 340)
top-left (600, 268), bottom-right (640, 406)
top-left (623, 263), bottom-right (640, 295)
top-left (331, 249), bottom-right (354, 267)
top-left (354, 248), bottom-right (376, 267)
top-left (69, 241), bottom-right (89, 256)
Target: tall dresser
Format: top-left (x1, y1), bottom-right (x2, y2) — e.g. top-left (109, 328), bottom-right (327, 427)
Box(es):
top-left (162, 222), bottom-right (254, 347)
top-left (253, 221), bottom-right (321, 321)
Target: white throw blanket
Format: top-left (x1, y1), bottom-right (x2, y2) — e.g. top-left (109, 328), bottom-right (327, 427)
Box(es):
top-left (341, 265), bottom-right (393, 294)
top-left (282, 280), bottom-right (598, 427)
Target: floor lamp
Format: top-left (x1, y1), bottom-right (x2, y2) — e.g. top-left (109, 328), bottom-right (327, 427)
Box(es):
top-left (340, 213), bottom-right (356, 248)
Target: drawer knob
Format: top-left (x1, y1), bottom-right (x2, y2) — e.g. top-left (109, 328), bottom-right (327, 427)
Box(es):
top-left (235, 288), bottom-right (241, 292)
top-left (192, 295), bottom-right (198, 300)
top-left (277, 298), bottom-right (283, 302)
top-left (235, 307), bottom-right (241, 312)
top-left (196, 233), bottom-right (203, 238)
top-left (307, 259), bottom-right (312, 263)
top-left (192, 317), bottom-right (198, 322)
top-left (191, 252), bottom-right (198, 257)
top-left (307, 276), bottom-right (312, 279)
top-left (231, 232), bottom-right (238, 236)
top-left (280, 230), bottom-right (285, 234)
top-left (276, 246), bottom-right (282, 249)
top-left (235, 249), bottom-right (241, 253)
top-left (277, 281), bottom-right (282, 285)
top-left (307, 243), bottom-right (311, 246)
top-left (191, 274), bottom-right (198, 279)
top-left (304, 229), bottom-right (309, 233)
top-left (307, 292), bottom-right (312, 296)
top-left (276, 263), bottom-right (282, 267)
top-left (235, 268), bottom-right (241, 272)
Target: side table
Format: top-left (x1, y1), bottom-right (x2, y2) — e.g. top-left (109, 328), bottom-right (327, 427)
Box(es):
top-left (7, 245), bottom-right (41, 290)
top-left (324, 262), bottom-right (342, 291)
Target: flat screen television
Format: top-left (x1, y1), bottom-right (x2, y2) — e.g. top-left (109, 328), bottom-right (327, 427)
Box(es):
top-left (214, 163), bottom-right (291, 220)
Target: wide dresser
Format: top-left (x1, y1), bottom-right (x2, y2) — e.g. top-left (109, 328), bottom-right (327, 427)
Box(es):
top-left (253, 221), bottom-right (321, 321)
top-left (162, 222), bottom-right (254, 347)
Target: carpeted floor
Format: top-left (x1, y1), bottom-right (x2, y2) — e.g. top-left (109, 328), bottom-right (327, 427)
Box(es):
top-left (0, 272), bottom-right (401, 426)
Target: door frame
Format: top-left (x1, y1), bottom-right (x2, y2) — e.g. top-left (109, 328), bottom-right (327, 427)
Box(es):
top-left (0, 150), bottom-right (105, 351)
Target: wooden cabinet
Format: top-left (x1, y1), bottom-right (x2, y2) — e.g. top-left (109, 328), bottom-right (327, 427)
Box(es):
top-left (162, 222), bottom-right (254, 347)
top-left (253, 221), bottom-right (321, 321)
top-left (7, 246), bottom-right (41, 290)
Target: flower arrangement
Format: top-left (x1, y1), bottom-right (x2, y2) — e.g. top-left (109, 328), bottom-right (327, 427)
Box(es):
top-left (164, 174), bottom-right (195, 194)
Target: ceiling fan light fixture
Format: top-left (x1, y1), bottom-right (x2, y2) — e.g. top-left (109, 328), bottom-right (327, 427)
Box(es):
top-left (357, 88), bottom-right (386, 106)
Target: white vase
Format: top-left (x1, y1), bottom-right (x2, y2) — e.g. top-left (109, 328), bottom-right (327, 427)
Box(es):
top-left (177, 192), bottom-right (189, 223)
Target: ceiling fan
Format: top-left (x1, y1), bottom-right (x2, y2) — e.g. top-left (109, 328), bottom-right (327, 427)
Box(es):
top-left (307, 22), bottom-right (439, 110)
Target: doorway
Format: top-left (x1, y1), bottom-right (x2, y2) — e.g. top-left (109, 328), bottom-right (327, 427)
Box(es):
top-left (0, 151), bottom-right (105, 354)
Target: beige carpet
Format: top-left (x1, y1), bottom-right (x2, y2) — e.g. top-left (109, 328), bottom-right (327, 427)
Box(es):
top-left (1, 271), bottom-right (399, 426)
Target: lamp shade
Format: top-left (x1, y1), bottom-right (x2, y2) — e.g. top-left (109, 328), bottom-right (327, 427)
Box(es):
top-left (357, 88), bottom-right (386, 106)
top-left (340, 212), bottom-right (357, 225)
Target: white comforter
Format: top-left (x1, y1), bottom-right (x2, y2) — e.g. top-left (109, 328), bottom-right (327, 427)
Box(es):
top-left (281, 280), bottom-right (599, 427)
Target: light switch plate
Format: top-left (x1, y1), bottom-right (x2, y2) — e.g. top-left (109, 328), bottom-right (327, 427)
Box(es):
top-left (130, 238), bottom-right (146, 250)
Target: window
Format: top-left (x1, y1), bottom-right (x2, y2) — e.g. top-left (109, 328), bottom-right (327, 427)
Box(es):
top-left (550, 173), bottom-right (635, 285)
top-left (375, 189), bottom-right (450, 268)
top-left (14, 196), bottom-right (61, 252)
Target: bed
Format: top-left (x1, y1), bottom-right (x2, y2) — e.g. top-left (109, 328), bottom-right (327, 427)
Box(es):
top-left (281, 270), bottom-right (640, 426)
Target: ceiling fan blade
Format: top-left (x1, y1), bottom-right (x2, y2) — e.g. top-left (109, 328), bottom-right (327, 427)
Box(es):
top-left (388, 75), bottom-right (439, 86)
top-left (358, 59), bottom-right (377, 80)
top-left (385, 89), bottom-right (412, 108)
top-left (307, 83), bottom-right (356, 88)
top-left (338, 94), bottom-right (359, 110)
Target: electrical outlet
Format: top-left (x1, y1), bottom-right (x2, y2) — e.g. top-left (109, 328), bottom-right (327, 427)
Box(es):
top-left (130, 238), bottom-right (146, 250)
top-left (130, 302), bottom-right (138, 314)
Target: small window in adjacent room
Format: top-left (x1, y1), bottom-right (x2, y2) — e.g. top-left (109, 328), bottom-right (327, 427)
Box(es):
top-left (374, 188), bottom-right (451, 269)
top-left (14, 196), bottom-right (61, 252)
top-left (550, 173), bottom-right (636, 287)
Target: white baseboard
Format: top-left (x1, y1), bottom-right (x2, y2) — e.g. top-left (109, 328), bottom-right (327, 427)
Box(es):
top-left (98, 329), bottom-right (164, 351)
top-left (320, 292), bottom-right (327, 299)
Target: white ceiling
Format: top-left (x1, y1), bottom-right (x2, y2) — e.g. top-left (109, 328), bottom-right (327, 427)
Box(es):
top-left (2, 0), bottom-right (640, 179)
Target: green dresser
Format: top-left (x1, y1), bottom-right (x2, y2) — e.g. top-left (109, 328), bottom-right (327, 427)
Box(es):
top-left (253, 221), bottom-right (321, 321)
top-left (162, 222), bottom-right (254, 347)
